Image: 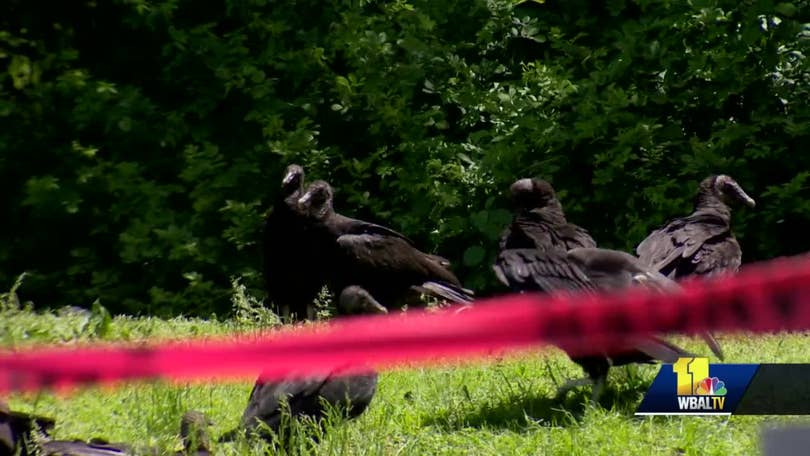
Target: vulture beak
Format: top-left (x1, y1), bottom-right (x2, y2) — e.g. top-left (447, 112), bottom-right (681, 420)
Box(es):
top-left (722, 178), bottom-right (756, 208)
top-left (297, 192), bottom-right (313, 207)
top-left (732, 184), bottom-right (756, 208)
top-left (741, 193), bottom-right (756, 208)
top-left (282, 171), bottom-right (298, 186)
top-left (340, 286), bottom-right (389, 315)
top-left (370, 302), bottom-right (388, 314)
top-left (364, 294), bottom-right (389, 314)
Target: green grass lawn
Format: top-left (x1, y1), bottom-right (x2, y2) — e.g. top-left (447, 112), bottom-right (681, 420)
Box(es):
top-left (3, 293), bottom-right (810, 455)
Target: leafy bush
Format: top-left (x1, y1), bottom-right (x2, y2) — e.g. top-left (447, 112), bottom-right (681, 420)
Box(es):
top-left (1, 0), bottom-right (808, 315)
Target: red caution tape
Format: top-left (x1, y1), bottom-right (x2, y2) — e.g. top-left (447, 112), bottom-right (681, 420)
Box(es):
top-left (1, 253), bottom-right (809, 394)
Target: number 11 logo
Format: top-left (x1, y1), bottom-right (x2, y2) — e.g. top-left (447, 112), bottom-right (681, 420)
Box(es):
top-left (673, 357), bottom-right (709, 395)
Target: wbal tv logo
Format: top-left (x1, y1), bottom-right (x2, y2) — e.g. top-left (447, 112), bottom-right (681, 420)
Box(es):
top-left (636, 355), bottom-right (760, 416)
top-left (673, 357), bottom-right (727, 411)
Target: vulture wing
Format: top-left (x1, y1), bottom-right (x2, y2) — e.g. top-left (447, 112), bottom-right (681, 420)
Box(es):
top-left (504, 210), bottom-right (596, 252)
top-left (567, 247), bottom-right (725, 360)
top-left (493, 248), bottom-right (596, 293)
top-left (555, 223), bottom-right (597, 251)
top-left (333, 213), bottom-right (462, 275)
top-left (636, 212), bottom-right (731, 276)
top-left (332, 212), bottom-right (456, 267)
top-left (330, 213), bottom-right (416, 246)
top-left (239, 370), bottom-right (377, 436)
top-left (493, 247), bottom-right (710, 365)
top-left (506, 212), bottom-right (555, 251)
top-left (690, 236), bottom-right (742, 276)
top-left (334, 231), bottom-right (473, 305)
top-left (310, 372), bottom-right (378, 419)
top-left (628, 335), bottom-right (697, 363)
top-left (240, 374), bottom-right (331, 433)
top-left (336, 233), bottom-right (462, 287)
top-left (497, 224), bottom-right (513, 252)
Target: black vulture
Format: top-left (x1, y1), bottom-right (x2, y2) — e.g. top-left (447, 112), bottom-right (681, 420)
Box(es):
top-left (35, 441), bottom-right (131, 456)
top-left (636, 174), bottom-right (756, 279)
top-left (567, 247), bottom-right (686, 291)
top-left (177, 411), bottom-right (214, 456)
top-left (1, 399), bottom-right (55, 456)
top-left (493, 178), bottom-right (722, 403)
top-left (498, 178), bottom-right (597, 253)
top-left (494, 248), bottom-right (703, 403)
top-left (493, 178), bottom-right (598, 295)
top-left (297, 180), bottom-right (474, 310)
top-left (261, 164), bottom-right (324, 321)
top-left (225, 285), bottom-right (386, 443)
top-left (32, 410), bottom-right (212, 456)
top-left (636, 174), bottom-right (753, 363)
top-left (566, 247), bottom-right (723, 361)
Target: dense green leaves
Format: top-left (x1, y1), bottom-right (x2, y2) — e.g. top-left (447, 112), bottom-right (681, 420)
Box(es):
top-left (1, 0), bottom-right (808, 315)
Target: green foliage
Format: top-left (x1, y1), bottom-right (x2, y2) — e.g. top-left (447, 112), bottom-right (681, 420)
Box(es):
top-left (313, 286), bottom-right (337, 322)
top-left (230, 276), bottom-right (284, 331)
top-left (1, 0), bottom-right (808, 315)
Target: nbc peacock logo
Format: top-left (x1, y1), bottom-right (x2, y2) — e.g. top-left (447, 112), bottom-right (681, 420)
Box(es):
top-left (673, 357), bottom-right (727, 411)
top-left (695, 376), bottom-right (727, 396)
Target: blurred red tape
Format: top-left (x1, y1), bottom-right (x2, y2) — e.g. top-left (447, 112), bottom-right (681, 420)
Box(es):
top-left (1, 253), bottom-right (809, 394)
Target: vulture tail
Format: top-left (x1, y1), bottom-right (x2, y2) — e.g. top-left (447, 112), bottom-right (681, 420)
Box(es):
top-left (631, 335), bottom-right (695, 364)
top-left (700, 331), bottom-right (725, 361)
top-left (417, 281), bottom-right (475, 304)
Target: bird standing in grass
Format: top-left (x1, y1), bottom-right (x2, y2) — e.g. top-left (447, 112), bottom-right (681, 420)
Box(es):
top-left (261, 164), bottom-right (325, 321)
top-left (225, 285), bottom-right (387, 444)
top-left (636, 174), bottom-right (755, 360)
top-left (636, 174), bottom-right (756, 279)
top-left (296, 180), bottom-right (474, 311)
top-left (493, 178), bottom-right (723, 404)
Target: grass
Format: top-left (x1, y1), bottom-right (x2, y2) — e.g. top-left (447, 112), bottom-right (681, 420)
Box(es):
top-left (3, 280), bottom-right (810, 455)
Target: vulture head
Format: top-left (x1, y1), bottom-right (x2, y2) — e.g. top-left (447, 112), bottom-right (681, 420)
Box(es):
top-left (180, 410), bottom-right (214, 453)
top-left (338, 286), bottom-right (389, 316)
top-left (700, 175), bottom-right (756, 208)
top-left (281, 164), bottom-right (305, 195)
top-left (298, 180), bottom-right (334, 219)
top-left (509, 178), bottom-right (558, 210)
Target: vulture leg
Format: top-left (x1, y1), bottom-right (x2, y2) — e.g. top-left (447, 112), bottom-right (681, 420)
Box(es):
top-left (555, 357), bottom-right (611, 405)
top-left (554, 377), bottom-right (593, 400)
top-left (590, 375), bottom-right (607, 405)
top-left (582, 358), bottom-right (611, 405)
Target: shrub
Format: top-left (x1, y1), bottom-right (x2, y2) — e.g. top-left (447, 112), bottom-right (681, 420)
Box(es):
top-left (1, 0), bottom-right (807, 315)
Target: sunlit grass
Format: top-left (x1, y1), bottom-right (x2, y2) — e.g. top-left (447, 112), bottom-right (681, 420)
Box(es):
top-left (3, 285), bottom-right (809, 455)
